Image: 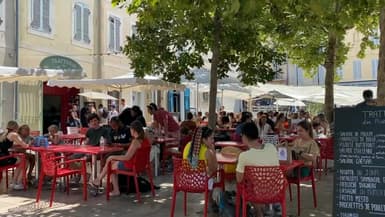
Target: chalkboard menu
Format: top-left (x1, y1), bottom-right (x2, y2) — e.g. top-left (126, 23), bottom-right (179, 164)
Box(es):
top-left (334, 107), bottom-right (385, 217)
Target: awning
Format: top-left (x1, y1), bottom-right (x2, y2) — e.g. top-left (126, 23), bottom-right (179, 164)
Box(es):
top-left (0, 66), bottom-right (74, 82)
top-left (47, 73), bottom-right (185, 91)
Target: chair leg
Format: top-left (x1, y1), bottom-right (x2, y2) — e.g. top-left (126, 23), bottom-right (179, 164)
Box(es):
top-left (50, 176), bottom-right (57, 207)
top-left (170, 189), bottom-right (177, 217)
top-left (235, 191), bottom-right (240, 217)
top-left (325, 159), bottom-right (328, 175)
top-left (22, 159), bottom-right (27, 191)
top-left (242, 198), bottom-right (247, 217)
top-left (184, 192), bottom-right (187, 216)
top-left (133, 175), bottom-right (141, 202)
top-left (36, 172), bottom-right (44, 203)
top-left (297, 183), bottom-right (301, 216)
top-left (147, 169), bottom-right (155, 197)
top-left (204, 191), bottom-right (208, 217)
top-left (6, 170), bottom-right (8, 189)
top-left (312, 175), bottom-right (317, 208)
top-left (288, 184), bottom-right (292, 201)
top-left (82, 171), bottom-right (87, 201)
top-left (281, 201), bottom-right (287, 217)
top-left (106, 172), bottom-right (111, 201)
top-left (126, 176), bottom-right (131, 194)
top-left (66, 176), bottom-right (70, 195)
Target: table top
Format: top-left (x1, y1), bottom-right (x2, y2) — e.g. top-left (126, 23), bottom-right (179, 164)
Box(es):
top-left (215, 141), bottom-right (247, 148)
top-left (216, 152), bottom-right (238, 164)
top-left (154, 137), bottom-right (177, 143)
top-left (29, 144), bottom-right (123, 155)
top-left (279, 135), bottom-right (297, 143)
top-left (279, 160), bottom-right (305, 172)
top-left (61, 134), bottom-right (86, 139)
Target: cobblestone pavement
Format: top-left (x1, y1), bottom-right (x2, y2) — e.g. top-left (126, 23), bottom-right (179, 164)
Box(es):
top-left (0, 169), bottom-right (333, 217)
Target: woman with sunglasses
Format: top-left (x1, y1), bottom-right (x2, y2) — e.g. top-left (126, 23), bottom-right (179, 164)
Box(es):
top-left (0, 121), bottom-right (30, 190)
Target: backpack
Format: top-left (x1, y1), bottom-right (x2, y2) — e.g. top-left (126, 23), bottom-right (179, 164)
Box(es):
top-left (102, 108), bottom-right (108, 119)
top-left (118, 175), bottom-right (159, 193)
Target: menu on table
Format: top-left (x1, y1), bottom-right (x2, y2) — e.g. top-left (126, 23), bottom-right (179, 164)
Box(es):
top-left (334, 107), bottom-right (385, 217)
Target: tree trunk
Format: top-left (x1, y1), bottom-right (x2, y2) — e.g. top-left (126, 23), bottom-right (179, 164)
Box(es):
top-left (377, 6), bottom-right (385, 106)
top-left (208, 9), bottom-right (221, 129)
top-left (324, 31), bottom-right (337, 123)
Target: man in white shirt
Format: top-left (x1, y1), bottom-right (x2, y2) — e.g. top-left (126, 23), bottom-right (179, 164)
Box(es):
top-left (236, 122), bottom-right (279, 217)
top-left (119, 98), bottom-right (128, 113)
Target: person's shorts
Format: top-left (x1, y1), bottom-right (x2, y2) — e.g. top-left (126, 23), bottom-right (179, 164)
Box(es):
top-left (0, 157), bottom-right (17, 166)
top-left (117, 161), bottom-right (130, 171)
top-left (292, 167), bottom-right (311, 178)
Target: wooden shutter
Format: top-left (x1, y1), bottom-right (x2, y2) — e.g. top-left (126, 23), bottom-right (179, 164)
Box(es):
top-left (108, 17), bottom-right (115, 50)
top-left (42, 0), bottom-right (51, 33)
top-left (115, 18), bottom-right (121, 51)
top-left (31, 0), bottom-right (41, 29)
top-left (73, 4), bottom-right (82, 40)
top-left (83, 7), bottom-right (90, 43)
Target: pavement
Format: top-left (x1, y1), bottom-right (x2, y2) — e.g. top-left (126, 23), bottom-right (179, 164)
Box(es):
top-left (0, 167), bottom-right (334, 217)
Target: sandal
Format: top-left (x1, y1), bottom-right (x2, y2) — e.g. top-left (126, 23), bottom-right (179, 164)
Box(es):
top-left (88, 181), bottom-right (99, 188)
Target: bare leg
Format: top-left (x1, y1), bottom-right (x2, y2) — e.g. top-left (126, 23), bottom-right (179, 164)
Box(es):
top-left (110, 162), bottom-right (120, 195)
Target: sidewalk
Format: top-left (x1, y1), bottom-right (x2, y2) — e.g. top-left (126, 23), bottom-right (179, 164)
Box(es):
top-left (0, 171), bottom-right (333, 217)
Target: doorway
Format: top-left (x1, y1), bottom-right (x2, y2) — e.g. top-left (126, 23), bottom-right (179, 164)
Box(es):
top-left (43, 95), bottom-right (61, 134)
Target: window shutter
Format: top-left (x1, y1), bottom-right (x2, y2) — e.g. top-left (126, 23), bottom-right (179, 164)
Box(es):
top-left (42, 0), bottom-right (51, 33)
top-left (31, 0), bottom-right (41, 29)
top-left (83, 7), bottom-right (90, 43)
top-left (108, 17), bottom-right (115, 50)
top-left (371, 59), bottom-right (378, 79)
top-left (73, 4), bottom-right (81, 41)
top-left (0, 0), bottom-right (4, 27)
top-left (115, 18), bottom-right (121, 51)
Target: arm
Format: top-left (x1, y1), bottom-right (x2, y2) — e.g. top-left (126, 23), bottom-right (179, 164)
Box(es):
top-left (205, 148), bottom-right (218, 176)
top-left (108, 139), bottom-right (140, 162)
top-left (235, 153), bottom-right (245, 183)
top-left (7, 132), bottom-right (29, 148)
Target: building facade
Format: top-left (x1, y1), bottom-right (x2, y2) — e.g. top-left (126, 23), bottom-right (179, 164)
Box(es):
top-left (0, 0), bottom-right (176, 131)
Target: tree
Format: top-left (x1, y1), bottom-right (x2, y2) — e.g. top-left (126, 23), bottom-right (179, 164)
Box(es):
top-left (270, 0), bottom-right (377, 122)
top-left (112, 0), bottom-right (285, 129)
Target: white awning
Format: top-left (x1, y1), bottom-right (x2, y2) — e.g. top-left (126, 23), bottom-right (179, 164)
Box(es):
top-left (0, 66), bottom-right (72, 82)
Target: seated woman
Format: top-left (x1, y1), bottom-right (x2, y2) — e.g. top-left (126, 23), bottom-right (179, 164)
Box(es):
top-left (183, 127), bottom-right (218, 211)
top-left (0, 121), bottom-right (30, 190)
top-left (289, 120), bottom-right (320, 177)
top-left (47, 124), bottom-right (62, 145)
top-left (17, 124), bottom-right (35, 181)
top-left (90, 120), bottom-right (150, 196)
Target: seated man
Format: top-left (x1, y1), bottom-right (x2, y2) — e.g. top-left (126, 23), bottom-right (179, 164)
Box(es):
top-left (236, 122), bottom-right (279, 217)
top-left (46, 124), bottom-right (62, 145)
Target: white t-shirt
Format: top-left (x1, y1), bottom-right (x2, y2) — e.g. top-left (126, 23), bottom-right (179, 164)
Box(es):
top-left (236, 143), bottom-right (279, 173)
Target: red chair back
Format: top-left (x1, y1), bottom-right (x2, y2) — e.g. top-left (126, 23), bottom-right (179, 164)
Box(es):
top-left (79, 128), bottom-right (88, 135)
top-left (132, 146), bottom-right (151, 172)
top-left (179, 135), bottom-right (192, 152)
top-left (40, 151), bottom-right (57, 177)
top-left (172, 158), bottom-right (208, 193)
top-left (242, 166), bottom-right (287, 204)
top-left (317, 137), bottom-right (334, 160)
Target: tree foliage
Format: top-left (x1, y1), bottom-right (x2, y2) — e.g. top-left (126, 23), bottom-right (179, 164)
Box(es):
top-left (112, 0), bottom-right (286, 127)
top-left (269, 0), bottom-right (378, 122)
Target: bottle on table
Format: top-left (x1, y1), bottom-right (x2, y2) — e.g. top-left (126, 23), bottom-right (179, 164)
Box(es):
top-left (99, 136), bottom-right (105, 150)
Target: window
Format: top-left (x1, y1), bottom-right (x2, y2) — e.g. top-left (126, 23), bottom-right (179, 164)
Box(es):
top-left (295, 65), bottom-right (303, 86)
top-left (337, 67), bottom-right (344, 79)
top-left (0, 0), bottom-right (4, 31)
top-left (317, 66), bottom-right (325, 85)
top-left (131, 24), bottom-right (137, 37)
top-left (371, 59), bottom-right (378, 79)
top-left (73, 2), bottom-right (91, 44)
top-left (30, 0), bottom-right (52, 34)
top-left (353, 60), bottom-right (362, 80)
top-left (369, 28), bottom-right (380, 46)
top-left (108, 16), bottom-right (121, 52)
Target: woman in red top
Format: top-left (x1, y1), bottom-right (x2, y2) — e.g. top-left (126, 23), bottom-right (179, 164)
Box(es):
top-left (91, 120), bottom-right (150, 196)
top-left (147, 103), bottom-right (180, 137)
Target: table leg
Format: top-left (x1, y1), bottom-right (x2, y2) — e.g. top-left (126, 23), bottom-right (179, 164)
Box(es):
top-left (154, 147), bottom-right (159, 177)
top-left (92, 155), bottom-right (97, 181)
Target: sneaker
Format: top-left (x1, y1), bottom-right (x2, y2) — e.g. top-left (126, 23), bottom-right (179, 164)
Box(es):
top-left (13, 183), bottom-right (24, 190)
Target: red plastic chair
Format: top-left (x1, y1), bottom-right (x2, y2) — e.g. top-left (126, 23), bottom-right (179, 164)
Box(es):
top-left (36, 151), bottom-right (87, 207)
top-left (170, 158), bottom-right (210, 217)
top-left (316, 137), bottom-right (334, 177)
top-left (0, 153), bottom-right (27, 191)
top-left (235, 166), bottom-right (288, 217)
top-left (287, 165), bottom-right (317, 216)
top-left (106, 146), bottom-right (155, 202)
top-left (161, 140), bottom-right (179, 174)
top-left (79, 128), bottom-right (88, 135)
